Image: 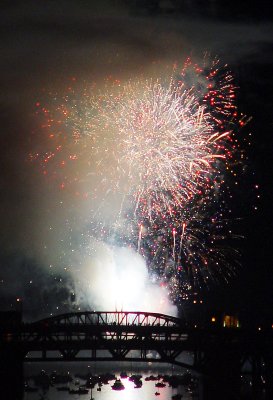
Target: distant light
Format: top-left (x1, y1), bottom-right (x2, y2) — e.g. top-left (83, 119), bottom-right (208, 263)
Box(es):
top-left (16, 298), bottom-right (21, 302)
top-left (193, 300), bottom-right (197, 304)
top-left (211, 317), bottom-right (216, 323)
top-left (258, 327), bottom-right (262, 331)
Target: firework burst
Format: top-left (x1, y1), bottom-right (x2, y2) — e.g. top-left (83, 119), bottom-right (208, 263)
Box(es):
top-left (31, 56), bottom-right (248, 298)
top-left (92, 79), bottom-right (229, 218)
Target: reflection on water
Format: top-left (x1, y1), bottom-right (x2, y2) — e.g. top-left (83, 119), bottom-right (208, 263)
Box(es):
top-left (24, 362), bottom-right (200, 400)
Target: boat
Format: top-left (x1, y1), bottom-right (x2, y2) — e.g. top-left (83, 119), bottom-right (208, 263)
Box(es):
top-left (155, 392), bottom-right (160, 396)
top-left (145, 375), bottom-right (157, 381)
top-left (111, 378), bottom-right (125, 390)
top-left (134, 379), bottom-right (143, 388)
top-left (155, 382), bottom-right (166, 388)
top-left (129, 374), bottom-right (142, 382)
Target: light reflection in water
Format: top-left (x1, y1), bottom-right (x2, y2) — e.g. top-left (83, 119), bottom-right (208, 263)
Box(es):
top-left (24, 363), bottom-right (198, 400)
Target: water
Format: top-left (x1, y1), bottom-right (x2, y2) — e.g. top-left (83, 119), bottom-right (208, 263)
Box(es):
top-left (24, 362), bottom-right (200, 400)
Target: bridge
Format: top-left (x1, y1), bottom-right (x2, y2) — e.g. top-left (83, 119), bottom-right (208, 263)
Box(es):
top-left (1, 310), bottom-right (273, 400)
top-left (2, 311), bottom-right (191, 367)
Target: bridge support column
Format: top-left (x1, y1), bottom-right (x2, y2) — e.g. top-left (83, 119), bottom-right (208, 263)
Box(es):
top-left (203, 345), bottom-right (241, 400)
top-left (0, 344), bottom-right (24, 400)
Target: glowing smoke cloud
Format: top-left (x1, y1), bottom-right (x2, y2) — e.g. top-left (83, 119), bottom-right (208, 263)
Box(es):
top-left (71, 241), bottom-right (177, 316)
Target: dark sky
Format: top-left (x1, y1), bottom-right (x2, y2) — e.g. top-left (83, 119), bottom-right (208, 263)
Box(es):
top-left (0, 0), bottom-right (272, 323)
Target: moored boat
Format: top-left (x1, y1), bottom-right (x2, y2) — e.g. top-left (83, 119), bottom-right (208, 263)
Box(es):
top-left (155, 382), bottom-right (166, 388)
top-left (111, 378), bottom-right (125, 390)
top-left (134, 379), bottom-right (143, 388)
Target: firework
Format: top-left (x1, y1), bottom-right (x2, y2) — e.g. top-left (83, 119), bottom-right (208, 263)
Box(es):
top-left (138, 194), bottom-right (243, 302)
top-left (93, 80), bottom-right (227, 218)
top-left (32, 56), bottom-right (248, 298)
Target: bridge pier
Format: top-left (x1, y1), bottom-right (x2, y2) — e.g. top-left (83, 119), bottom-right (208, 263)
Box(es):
top-left (0, 344), bottom-right (24, 400)
top-left (202, 344), bottom-right (241, 400)
top-left (0, 311), bottom-right (24, 400)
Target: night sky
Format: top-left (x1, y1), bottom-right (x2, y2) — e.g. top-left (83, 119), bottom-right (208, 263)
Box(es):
top-left (0, 0), bottom-right (272, 325)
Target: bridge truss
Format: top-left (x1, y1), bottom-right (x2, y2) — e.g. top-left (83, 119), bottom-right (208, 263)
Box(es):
top-left (15, 311), bottom-right (192, 367)
top-left (1, 310), bottom-right (273, 375)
